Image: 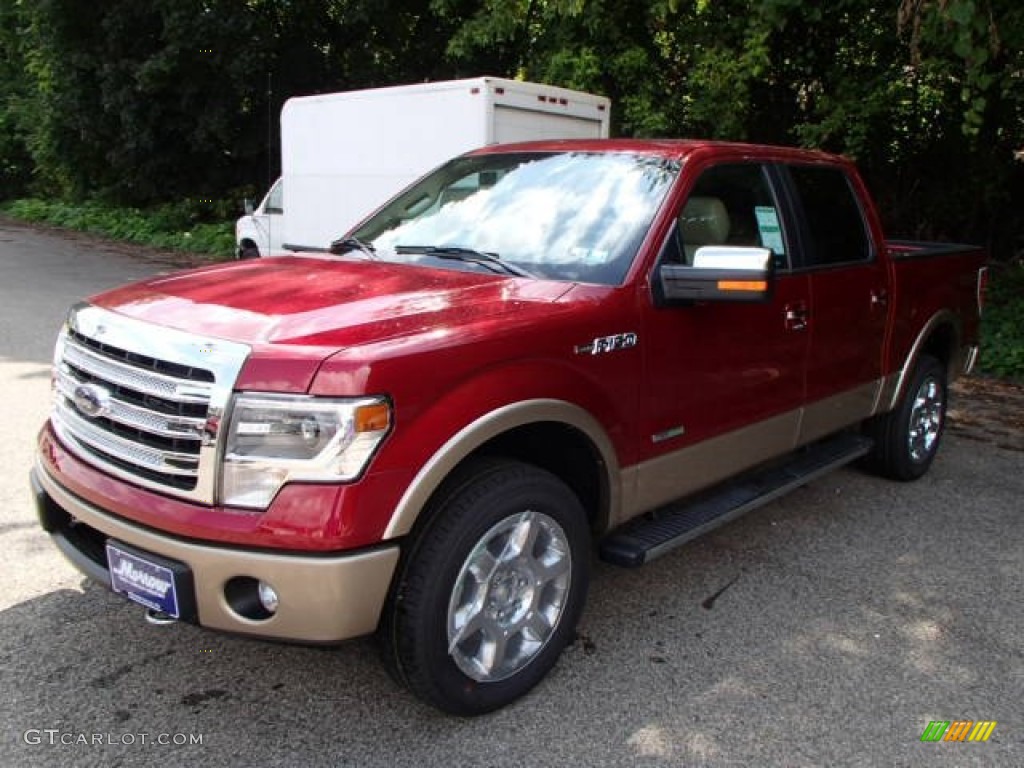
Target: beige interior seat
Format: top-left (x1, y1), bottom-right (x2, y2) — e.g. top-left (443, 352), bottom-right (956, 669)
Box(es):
top-left (680, 196), bottom-right (730, 263)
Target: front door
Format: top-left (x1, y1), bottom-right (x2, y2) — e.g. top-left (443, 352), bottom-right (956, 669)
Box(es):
top-left (635, 162), bottom-right (810, 512)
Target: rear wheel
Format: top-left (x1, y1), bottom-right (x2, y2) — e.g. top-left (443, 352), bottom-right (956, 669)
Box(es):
top-left (863, 354), bottom-right (947, 481)
top-left (381, 459), bottom-right (590, 715)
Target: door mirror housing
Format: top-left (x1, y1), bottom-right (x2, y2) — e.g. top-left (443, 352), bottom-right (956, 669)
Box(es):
top-left (243, 198), bottom-right (255, 216)
top-left (658, 246), bottom-right (774, 305)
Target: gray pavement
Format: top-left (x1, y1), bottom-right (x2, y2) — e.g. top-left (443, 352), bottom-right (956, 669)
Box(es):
top-left (1, 220), bottom-right (1021, 767)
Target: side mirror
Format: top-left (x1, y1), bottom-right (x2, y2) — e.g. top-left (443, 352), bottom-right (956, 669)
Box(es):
top-left (658, 246), bottom-right (773, 304)
top-left (243, 198), bottom-right (254, 216)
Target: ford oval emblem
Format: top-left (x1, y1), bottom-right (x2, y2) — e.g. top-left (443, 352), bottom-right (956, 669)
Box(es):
top-left (73, 383), bottom-right (112, 419)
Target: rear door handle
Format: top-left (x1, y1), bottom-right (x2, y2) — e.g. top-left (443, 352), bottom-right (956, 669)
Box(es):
top-left (871, 288), bottom-right (888, 308)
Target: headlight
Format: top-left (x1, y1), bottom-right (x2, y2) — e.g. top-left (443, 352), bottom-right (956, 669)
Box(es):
top-left (221, 394), bottom-right (391, 509)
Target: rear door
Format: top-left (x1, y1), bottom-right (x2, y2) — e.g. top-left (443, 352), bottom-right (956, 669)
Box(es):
top-left (780, 164), bottom-right (889, 442)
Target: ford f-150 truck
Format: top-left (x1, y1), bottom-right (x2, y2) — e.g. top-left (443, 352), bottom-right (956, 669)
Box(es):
top-left (32, 139), bottom-right (987, 715)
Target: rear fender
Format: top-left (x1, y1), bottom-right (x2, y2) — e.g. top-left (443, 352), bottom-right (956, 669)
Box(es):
top-left (878, 310), bottom-right (962, 412)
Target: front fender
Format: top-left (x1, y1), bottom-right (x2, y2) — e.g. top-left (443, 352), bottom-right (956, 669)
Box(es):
top-left (382, 398), bottom-right (621, 539)
top-left (372, 356), bottom-right (632, 541)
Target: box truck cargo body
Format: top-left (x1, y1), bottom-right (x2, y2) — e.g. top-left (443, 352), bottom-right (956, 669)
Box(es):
top-left (278, 77), bottom-right (611, 252)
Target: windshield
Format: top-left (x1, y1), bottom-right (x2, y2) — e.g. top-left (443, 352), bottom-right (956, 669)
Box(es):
top-left (351, 151), bottom-right (680, 285)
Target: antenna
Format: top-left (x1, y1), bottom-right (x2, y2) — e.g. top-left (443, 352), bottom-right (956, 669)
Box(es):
top-left (266, 71), bottom-right (273, 255)
top-left (267, 72), bottom-right (274, 192)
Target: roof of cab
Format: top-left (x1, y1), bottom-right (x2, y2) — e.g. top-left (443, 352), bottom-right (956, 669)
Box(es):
top-left (469, 137), bottom-right (849, 167)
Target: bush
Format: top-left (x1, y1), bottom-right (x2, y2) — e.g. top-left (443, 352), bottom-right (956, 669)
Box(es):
top-left (978, 263), bottom-right (1024, 381)
top-left (0, 198), bottom-right (234, 258)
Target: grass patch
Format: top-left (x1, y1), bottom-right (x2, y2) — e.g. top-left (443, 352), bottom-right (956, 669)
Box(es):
top-left (0, 198), bottom-right (234, 258)
top-left (978, 262), bottom-right (1024, 381)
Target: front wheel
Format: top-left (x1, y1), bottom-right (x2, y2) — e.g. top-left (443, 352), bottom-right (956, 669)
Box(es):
top-left (237, 241), bottom-right (260, 259)
top-left (863, 354), bottom-right (948, 481)
top-left (381, 459), bottom-right (590, 715)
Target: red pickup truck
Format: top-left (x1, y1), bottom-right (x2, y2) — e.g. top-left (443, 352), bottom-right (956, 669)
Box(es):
top-left (32, 139), bottom-right (987, 715)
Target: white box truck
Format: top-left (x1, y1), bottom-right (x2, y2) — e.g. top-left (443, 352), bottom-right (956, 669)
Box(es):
top-left (235, 77), bottom-right (611, 258)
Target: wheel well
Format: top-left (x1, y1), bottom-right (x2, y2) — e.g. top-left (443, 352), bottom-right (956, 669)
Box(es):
top-left (474, 422), bottom-right (609, 531)
top-left (239, 237), bottom-right (258, 248)
top-left (918, 322), bottom-right (958, 377)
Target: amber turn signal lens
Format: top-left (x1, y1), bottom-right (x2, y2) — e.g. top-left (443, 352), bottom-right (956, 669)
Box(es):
top-left (355, 402), bottom-right (391, 433)
top-left (717, 280), bottom-right (767, 292)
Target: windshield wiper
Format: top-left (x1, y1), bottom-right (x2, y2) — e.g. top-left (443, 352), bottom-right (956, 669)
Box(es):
top-left (329, 237), bottom-right (379, 260)
top-left (394, 245), bottom-right (535, 278)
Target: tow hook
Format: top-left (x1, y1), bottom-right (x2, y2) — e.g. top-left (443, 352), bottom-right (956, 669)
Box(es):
top-left (145, 608), bottom-right (177, 626)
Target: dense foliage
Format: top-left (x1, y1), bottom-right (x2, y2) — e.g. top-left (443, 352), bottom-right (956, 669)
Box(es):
top-left (1, 0), bottom-right (1022, 262)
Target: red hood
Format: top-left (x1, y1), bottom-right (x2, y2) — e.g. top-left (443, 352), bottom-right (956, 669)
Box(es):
top-left (93, 255), bottom-right (572, 348)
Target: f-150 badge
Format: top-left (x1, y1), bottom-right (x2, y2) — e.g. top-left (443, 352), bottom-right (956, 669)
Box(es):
top-left (575, 332), bottom-right (638, 356)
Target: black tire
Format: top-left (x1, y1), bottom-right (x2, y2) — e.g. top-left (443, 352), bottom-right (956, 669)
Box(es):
top-left (237, 241), bottom-right (260, 260)
top-left (380, 458), bottom-right (590, 715)
top-left (863, 354), bottom-right (947, 481)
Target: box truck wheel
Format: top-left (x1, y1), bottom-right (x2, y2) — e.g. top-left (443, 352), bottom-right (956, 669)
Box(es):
top-left (237, 240), bottom-right (260, 259)
top-left (380, 458), bottom-right (590, 715)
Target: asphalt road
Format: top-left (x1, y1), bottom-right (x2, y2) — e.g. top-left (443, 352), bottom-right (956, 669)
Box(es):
top-left (1, 220), bottom-right (1021, 767)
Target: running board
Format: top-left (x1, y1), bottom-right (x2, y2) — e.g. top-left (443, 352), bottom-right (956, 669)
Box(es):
top-left (599, 433), bottom-right (874, 568)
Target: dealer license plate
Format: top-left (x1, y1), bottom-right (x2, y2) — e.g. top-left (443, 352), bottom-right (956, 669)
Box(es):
top-left (106, 542), bottom-right (184, 618)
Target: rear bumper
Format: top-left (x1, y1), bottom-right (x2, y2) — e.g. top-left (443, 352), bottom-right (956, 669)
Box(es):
top-left (31, 459), bottom-right (399, 644)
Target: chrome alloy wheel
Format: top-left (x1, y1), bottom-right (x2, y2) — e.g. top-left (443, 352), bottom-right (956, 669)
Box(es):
top-left (907, 374), bottom-right (944, 462)
top-left (447, 510), bottom-right (572, 683)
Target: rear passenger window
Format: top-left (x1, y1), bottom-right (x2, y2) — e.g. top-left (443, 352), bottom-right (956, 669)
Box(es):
top-left (787, 166), bottom-right (871, 266)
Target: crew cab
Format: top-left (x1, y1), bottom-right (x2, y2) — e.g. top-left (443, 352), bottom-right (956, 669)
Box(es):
top-left (31, 140), bottom-right (987, 715)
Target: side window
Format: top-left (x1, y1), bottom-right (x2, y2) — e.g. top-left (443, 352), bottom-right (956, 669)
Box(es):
top-left (787, 166), bottom-right (870, 266)
top-left (265, 179), bottom-right (283, 214)
top-left (664, 164), bottom-right (788, 269)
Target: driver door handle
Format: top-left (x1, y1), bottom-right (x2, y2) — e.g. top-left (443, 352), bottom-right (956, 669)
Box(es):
top-left (784, 302), bottom-right (808, 331)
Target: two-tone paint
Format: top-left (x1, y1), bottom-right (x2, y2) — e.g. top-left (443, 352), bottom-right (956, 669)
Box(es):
top-left (33, 139), bottom-right (986, 642)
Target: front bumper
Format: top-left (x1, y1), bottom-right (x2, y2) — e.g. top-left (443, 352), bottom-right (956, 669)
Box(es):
top-left (32, 459), bottom-right (399, 644)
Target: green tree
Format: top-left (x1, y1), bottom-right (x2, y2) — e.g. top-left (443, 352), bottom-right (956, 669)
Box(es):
top-left (0, 1), bottom-right (35, 195)
top-left (892, 0), bottom-right (1024, 251)
top-left (432, 0), bottom-right (678, 136)
top-left (6, 0), bottom-right (461, 206)
top-left (2, 0), bottom-right (1021, 260)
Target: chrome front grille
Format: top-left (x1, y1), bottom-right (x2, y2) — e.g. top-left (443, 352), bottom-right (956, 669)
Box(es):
top-left (50, 303), bottom-right (250, 503)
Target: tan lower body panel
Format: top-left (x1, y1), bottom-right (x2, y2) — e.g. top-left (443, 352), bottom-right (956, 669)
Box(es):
top-left (617, 379), bottom-right (884, 527)
top-left (618, 410), bottom-right (802, 525)
top-left (37, 463), bottom-right (399, 644)
top-left (798, 380), bottom-right (881, 444)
